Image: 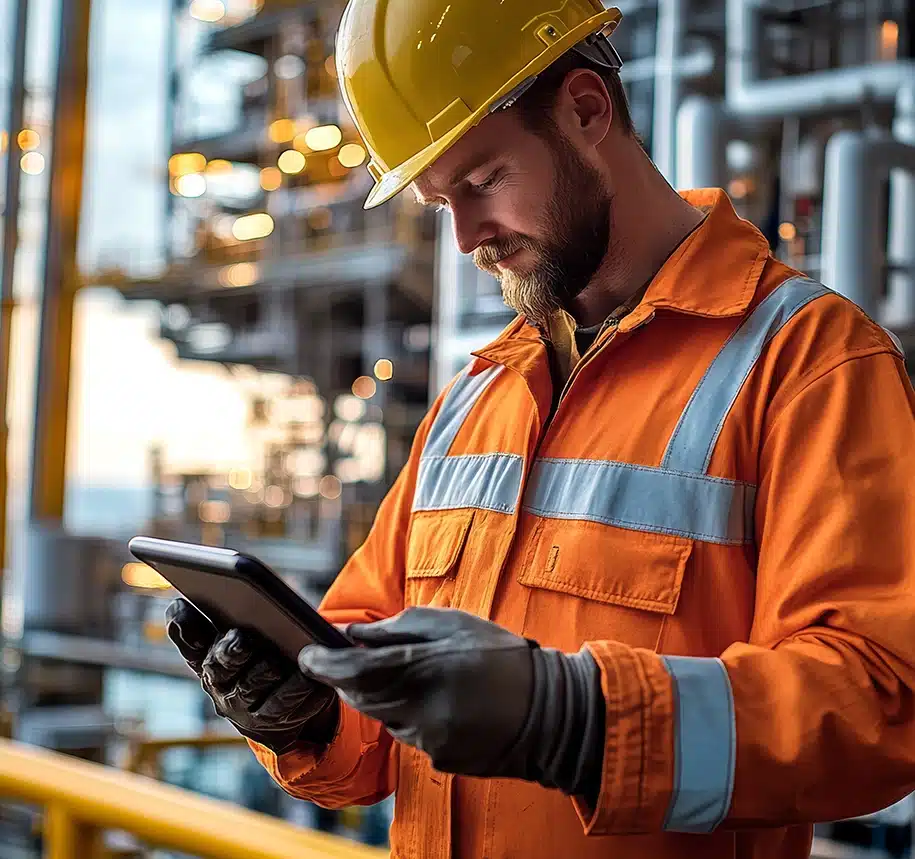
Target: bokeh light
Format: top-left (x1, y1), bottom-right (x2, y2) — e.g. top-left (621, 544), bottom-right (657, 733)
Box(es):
top-left (319, 475), bottom-right (342, 500)
top-left (304, 124), bottom-right (342, 152)
top-left (352, 376), bottom-right (377, 399)
top-left (17, 129), bottom-right (39, 151)
top-left (232, 213), bottom-right (274, 241)
top-left (175, 172), bottom-right (206, 197)
top-left (268, 118), bottom-right (296, 143)
top-left (219, 262), bottom-right (259, 288)
top-left (373, 359), bottom-right (393, 381)
top-left (189, 0), bottom-right (226, 23)
top-left (259, 166), bottom-right (282, 191)
top-left (169, 152), bottom-right (206, 176)
top-left (338, 143), bottom-right (366, 168)
top-left (20, 152), bottom-right (44, 175)
top-left (278, 149), bottom-right (306, 174)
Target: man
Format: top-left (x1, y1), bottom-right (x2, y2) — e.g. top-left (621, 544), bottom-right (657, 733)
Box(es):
top-left (165, 2), bottom-right (915, 857)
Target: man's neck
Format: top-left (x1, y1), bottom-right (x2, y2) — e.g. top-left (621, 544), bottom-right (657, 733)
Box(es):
top-left (568, 150), bottom-right (706, 327)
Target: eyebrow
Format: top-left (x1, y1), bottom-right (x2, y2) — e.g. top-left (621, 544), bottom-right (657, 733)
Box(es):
top-left (413, 152), bottom-right (501, 208)
top-left (447, 152), bottom-right (500, 187)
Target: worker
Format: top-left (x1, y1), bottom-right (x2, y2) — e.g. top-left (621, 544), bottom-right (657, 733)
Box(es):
top-left (165, 1), bottom-right (915, 857)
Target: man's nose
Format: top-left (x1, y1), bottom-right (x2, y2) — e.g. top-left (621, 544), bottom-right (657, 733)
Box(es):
top-left (451, 205), bottom-right (496, 256)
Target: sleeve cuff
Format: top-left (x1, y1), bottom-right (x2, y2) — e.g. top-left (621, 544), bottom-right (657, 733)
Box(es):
top-left (249, 700), bottom-right (378, 803)
top-left (573, 641), bottom-right (676, 835)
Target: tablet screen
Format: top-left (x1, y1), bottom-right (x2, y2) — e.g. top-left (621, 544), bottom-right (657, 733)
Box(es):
top-left (149, 560), bottom-right (322, 663)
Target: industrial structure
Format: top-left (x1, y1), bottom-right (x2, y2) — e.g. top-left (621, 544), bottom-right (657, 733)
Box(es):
top-left (0, 0), bottom-right (912, 856)
top-left (121, 0), bottom-right (438, 563)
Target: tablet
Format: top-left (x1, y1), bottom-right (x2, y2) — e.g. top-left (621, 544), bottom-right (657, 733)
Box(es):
top-left (128, 536), bottom-right (353, 661)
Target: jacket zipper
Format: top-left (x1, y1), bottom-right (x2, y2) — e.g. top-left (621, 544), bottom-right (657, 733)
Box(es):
top-left (522, 310), bottom-right (657, 497)
top-left (539, 308), bottom-right (657, 438)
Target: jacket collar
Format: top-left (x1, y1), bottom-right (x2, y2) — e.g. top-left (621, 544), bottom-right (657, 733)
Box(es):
top-left (474, 188), bottom-right (771, 366)
top-left (634, 188), bottom-right (770, 322)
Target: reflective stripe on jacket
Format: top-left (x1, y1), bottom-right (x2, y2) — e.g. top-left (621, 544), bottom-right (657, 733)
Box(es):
top-left (251, 188), bottom-right (915, 859)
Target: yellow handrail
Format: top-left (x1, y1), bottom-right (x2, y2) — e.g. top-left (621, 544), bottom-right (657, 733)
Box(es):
top-left (120, 732), bottom-right (248, 776)
top-left (0, 738), bottom-right (388, 859)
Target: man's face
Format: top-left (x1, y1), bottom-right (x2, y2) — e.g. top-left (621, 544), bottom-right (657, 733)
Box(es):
top-left (411, 110), bottom-right (612, 330)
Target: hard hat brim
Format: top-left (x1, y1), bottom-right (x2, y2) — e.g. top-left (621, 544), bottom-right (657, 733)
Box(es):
top-left (361, 7), bottom-right (623, 210)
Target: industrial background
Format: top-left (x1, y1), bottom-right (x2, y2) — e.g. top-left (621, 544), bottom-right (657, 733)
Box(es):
top-left (0, 0), bottom-right (911, 856)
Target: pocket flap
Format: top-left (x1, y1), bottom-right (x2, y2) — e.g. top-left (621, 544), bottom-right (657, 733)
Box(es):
top-left (406, 510), bottom-right (474, 579)
top-left (519, 521), bottom-right (692, 615)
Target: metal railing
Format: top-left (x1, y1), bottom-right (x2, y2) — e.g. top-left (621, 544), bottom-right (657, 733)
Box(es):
top-left (120, 732), bottom-right (248, 779)
top-left (0, 738), bottom-right (388, 859)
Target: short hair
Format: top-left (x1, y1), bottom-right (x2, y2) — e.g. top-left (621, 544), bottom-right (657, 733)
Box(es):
top-left (514, 47), bottom-right (639, 140)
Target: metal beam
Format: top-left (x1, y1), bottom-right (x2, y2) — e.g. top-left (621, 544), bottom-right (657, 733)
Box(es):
top-left (28, 0), bottom-right (93, 523)
top-left (20, 630), bottom-right (193, 678)
top-left (0, 0), bottom-right (30, 650)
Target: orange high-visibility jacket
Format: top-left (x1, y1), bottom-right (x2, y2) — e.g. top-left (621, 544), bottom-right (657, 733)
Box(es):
top-left (252, 189), bottom-right (915, 859)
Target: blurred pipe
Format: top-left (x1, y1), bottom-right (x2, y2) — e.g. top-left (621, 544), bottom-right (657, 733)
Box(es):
top-left (620, 46), bottom-right (714, 85)
top-left (675, 95), bottom-right (725, 190)
top-left (0, 0), bottom-right (30, 646)
top-left (726, 0), bottom-right (915, 119)
top-left (163, 0), bottom-right (183, 265)
top-left (431, 213), bottom-right (461, 399)
top-left (28, 0), bottom-right (93, 523)
top-left (884, 85), bottom-right (915, 328)
top-left (651, 0), bottom-right (685, 184)
top-left (821, 131), bottom-right (915, 317)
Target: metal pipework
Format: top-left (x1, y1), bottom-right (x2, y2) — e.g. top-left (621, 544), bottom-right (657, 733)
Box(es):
top-left (675, 96), bottom-right (726, 191)
top-left (820, 130), bottom-right (915, 319)
top-left (620, 45), bottom-right (713, 85)
top-left (651, 0), bottom-right (686, 183)
top-left (884, 85), bottom-right (915, 328)
top-left (726, 0), bottom-right (915, 119)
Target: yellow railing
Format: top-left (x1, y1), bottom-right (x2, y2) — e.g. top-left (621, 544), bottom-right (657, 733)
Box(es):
top-left (120, 731), bottom-right (248, 778)
top-left (0, 738), bottom-right (388, 859)
top-left (120, 732), bottom-right (372, 834)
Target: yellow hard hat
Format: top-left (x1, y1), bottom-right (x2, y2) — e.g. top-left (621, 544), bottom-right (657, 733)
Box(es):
top-left (335, 0), bottom-right (624, 210)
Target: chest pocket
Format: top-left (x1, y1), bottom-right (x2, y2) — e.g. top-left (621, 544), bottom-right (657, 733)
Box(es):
top-left (519, 519), bottom-right (692, 652)
top-left (405, 510), bottom-right (474, 608)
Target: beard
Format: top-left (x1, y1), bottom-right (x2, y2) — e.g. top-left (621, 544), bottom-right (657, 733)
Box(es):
top-left (473, 128), bottom-right (612, 331)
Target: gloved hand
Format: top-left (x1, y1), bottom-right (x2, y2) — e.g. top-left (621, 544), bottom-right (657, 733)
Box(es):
top-left (165, 598), bottom-right (339, 754)
top-left (297, 607), bottom-right (605, 800)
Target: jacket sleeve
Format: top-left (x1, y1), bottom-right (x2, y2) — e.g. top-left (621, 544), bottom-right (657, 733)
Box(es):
top-left (576, 348), bottom-right (915, 834)
top-left (249, 398), bottom-right (444, 808)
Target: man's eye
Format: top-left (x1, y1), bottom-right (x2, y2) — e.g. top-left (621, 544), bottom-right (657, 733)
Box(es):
top-left (473, 172), bottom-right (501, 192)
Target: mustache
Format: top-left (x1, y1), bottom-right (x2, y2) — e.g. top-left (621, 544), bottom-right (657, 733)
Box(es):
top-left (474, 236), bottom-right (536, 271)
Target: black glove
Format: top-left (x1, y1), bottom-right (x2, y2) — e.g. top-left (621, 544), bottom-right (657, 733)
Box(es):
top-left (165, 598), bottom-right (339, 754)
top-left (297, 607), bottom-right (605, 801)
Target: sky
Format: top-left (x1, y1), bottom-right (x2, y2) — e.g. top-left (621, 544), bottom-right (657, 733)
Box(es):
top-left (1, 0), bottom-right (261, 491)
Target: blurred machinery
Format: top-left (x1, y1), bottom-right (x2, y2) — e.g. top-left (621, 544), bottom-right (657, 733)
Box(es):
top-left (4, 0), bottom-right (915, 855)
top-left (107, 0), bottom-right (437, 564)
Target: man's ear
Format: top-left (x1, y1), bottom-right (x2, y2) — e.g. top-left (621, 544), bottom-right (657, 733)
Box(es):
top-left (561, 68), bottom-right (613, 147)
